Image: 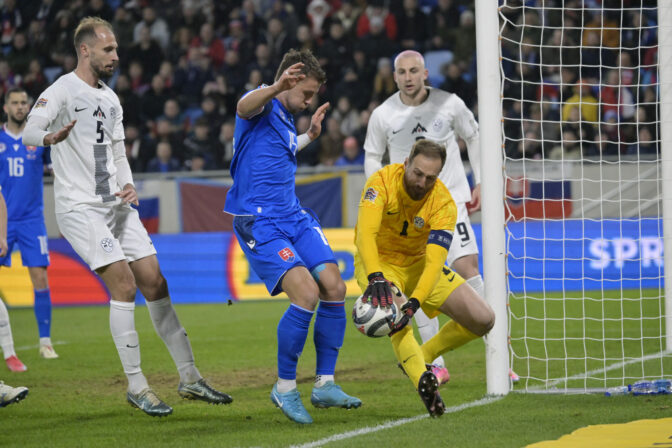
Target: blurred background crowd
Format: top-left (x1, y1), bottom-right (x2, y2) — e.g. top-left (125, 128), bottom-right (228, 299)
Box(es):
top-left (0, 0), bottom-right (661, 173)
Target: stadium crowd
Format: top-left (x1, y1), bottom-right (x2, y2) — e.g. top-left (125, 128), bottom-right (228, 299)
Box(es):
top-left (0, 0), bottom-right (661, 172)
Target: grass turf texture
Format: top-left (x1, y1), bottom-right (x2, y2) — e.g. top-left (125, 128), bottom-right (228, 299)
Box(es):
top-left (2, 296), bottom-right (671, 448)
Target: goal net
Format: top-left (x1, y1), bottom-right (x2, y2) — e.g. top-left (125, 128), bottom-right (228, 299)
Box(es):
top-left (493, 0), bottom-right (672, 393)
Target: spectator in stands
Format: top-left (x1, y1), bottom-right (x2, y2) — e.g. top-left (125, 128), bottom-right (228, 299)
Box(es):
top-left (115, 73), bottom-right (142, 127)
top-left (295, 115), bottom-right (322, 166)
top-left (173, 48), bottom-right (215, 106)
top-left (356, 0), bottom-right (397, 41)
top-left (47, 9), bottom-right (75, 67)
top-left (24, 0), bottom-right (61, 24)
top-left (441, 63), bottom-right (475, 109)
top-left (183, 117), bottom-right (217, 170)
top-left (630, 126), bottom-right (658, 155)
top-left (372, 57), bottom-right (396, 102)
top-left (220, 49), bottom-right (246, 97)
top-left (127, 24), bottom-right (164, 79)
top-left (318, 19), bottom-right (352, 79)
top-left (318, 117), bottom-right (345, 166)
top-left (295, 23), bottom-right (317, 53)
top-left (124, 124), bottom-right (152, 173)
top-left (428, 0), bottom-right (460, 50)
top-left (244, 69), bottom-right (264, 93)
top-left (0, 61), bottom-right (18, 99)
top-left (153, 118), bottom-right (184, 161)
top-left (447, 9), bottom-right (477, 70)
top-left (159, 99), bottom-right (188, 136)
top-left (334, 0), bottom-right (361, 38)
top-left (561, 80), bottom-right (598, 124)
top-left (334, 136), bottom-right (364, 166)
top-left (395, 0), bottom-right (429, 52)
top-left (218, 120), bottom-right (235, 169)
top-left (266, 0), bottom-right (300, 39)
top-left (358, 15), bottom-right (399, 61)
top-left (26, 19), bottom-right (51, 64)
top-left (240, 0), bottom-right (265, 46)
top-left (147, 141), bottom-right (182, 173)
top-left (332, 96), bottom-right (360, 137)
top-left (141, 75), bottom-right (171, 126)
top-left (133, 6), bottom-right (170, 51)
top-left (172, 1), bottom-right (204, 35)
top-left (306, 0), bottom-right (331, 40)
top-left (199, 95), bottom-right (225, 134)
top-left (260, 18), bottom-right (294, 66)
top-left (247, 43), bottom-right (277, 86)
top-left (583, 10), bottom-right (620, 49)
top-left (111, 7), bottom-right (136, 57)
top-left (82, 0), bottom-right (114, 22)
top-left (128, 60), bottom-right (149, 95)
top-left (548, 128), bottom-right (581, 160)
top-left (0, 0), bottom-right (22, 52)
top-left (223, 20), bottom-right (254, 63)
top-left (509, 130), bottom-right (542, 160)
top-left (6, 32), bottom-right (36, 81)
top-left (22, 59), bottom-right (49, 102)
top-left (190, 22), bottom-right (226, 70)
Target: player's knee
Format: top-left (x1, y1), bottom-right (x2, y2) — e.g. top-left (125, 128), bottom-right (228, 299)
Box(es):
top-left (142, 273), bottom-right (168, 300)
top-left (475, 307), bottom-right (496, 336)
top-left (118, 279), bottom-right (138, 302)
top-left (327, 278), bottom-right (347, 301)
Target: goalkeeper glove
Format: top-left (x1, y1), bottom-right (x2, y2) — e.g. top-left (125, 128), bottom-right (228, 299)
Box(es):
top-left (364, 272), bottom-right (394, 308)
top-left (389, 298), bottom-right (420, 336)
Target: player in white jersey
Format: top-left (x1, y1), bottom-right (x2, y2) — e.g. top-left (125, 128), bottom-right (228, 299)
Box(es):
top-left (23, 17), bottom-right (233, 416)
top-left (364, 50), bottom-right (518, 383)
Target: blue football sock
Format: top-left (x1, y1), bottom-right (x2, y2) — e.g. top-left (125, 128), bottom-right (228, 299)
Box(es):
top-left (314, 300), bottom-right (345, 376)
top-left (34, 288), bottom-right (52, 339)
top-left (277, 304), bottom-right (314, 380)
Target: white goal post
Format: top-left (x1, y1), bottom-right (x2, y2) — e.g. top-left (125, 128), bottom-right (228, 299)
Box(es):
top-left (478, 0), bottom-right (672, 394)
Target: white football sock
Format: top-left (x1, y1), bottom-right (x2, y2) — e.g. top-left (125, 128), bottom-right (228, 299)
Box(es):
top-left (277, 378), bottom-right (297, 393)
top-left (146, 297), bottom-right (201, 384)
top-left (414, 308), bottom-right (446, 368)
top-left (110, 300), bottom-right (148, 394)
top-left (0, 299), bottom-right (16, 358)
top-left (315, 374), bottom-right (334, 388)
top-left (466, 275), bottom-right (485, 299)
top-left (40, 337), bottom-right (52, 347)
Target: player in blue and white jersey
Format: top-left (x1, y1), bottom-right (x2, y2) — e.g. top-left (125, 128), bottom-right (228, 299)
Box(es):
top-left (225, 48), bottom-right (361, 424)
top-left (0, 87), bottom-right (58, 363)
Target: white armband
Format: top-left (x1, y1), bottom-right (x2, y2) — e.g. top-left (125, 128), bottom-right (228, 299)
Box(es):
top-left (297, 133), bottom-right (312, 152)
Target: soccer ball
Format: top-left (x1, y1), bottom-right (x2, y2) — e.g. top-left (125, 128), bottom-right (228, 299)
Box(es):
top-left (352, 295), bottom-right (398, 338)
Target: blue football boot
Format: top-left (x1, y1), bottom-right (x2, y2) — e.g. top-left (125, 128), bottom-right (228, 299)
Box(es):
top-left (310, 381), bottom-right (362, 409)
top-left (270, 384), bottom-right (313, 424)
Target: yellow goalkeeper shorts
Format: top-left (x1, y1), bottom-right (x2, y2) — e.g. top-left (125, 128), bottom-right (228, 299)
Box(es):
top-left (354, 252), bottom-right (465, 319)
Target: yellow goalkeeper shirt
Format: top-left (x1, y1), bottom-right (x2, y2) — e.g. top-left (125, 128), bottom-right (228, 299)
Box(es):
top-left (355, 163), bottom-right (458, 303)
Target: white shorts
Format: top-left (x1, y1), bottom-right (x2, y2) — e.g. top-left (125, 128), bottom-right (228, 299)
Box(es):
top-left (446, 202), bottom-right (479, 266)
top-left (56, 204), bottom-right (156, 271)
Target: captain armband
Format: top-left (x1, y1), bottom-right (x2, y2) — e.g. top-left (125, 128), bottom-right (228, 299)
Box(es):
top-left (427, 230), bottom-right (453, 251)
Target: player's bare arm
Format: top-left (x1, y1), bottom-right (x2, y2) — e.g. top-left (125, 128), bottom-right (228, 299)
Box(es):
top-left (43, 120), bottom-right (77, 146)
top-left (236, 62), bottom-right (306, 119)
top-left (115, 183), bottom-right (139, 206)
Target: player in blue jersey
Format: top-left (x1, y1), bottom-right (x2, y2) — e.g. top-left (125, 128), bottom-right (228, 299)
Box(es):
top-left (0, 87), bottom-right (59, 367)
top-left (225, 48), bottom-right (361, 424)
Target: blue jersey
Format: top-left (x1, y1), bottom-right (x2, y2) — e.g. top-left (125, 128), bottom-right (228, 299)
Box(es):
top-left (224, 93), bottom-right (301, 217)
top-left (0, 127), bottom-right (49, 222)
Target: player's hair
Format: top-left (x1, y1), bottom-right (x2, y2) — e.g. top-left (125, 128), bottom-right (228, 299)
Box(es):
top-left (393, 50), bottom-right (425, 71)
top-left (73, 17), bottom-right (114, 52)
top-left (409, 139), bottom-right (446, 168)
top-left (4, 86), bottom-right (26, 102)
top-left (275, 49), bottom-right (326, 84)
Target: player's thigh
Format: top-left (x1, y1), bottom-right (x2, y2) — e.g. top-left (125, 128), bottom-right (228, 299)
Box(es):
top-left (0, 223), bottom-right (18, 267)
top-left (15, 217), bottom-right (50, 267)
top-left (281, 265), bottom-right (320, 309)
top-left (437, 281), bottom-right (495, 335)
top-left (423, 265), bottom-right (466, 319)
top-left (232, 215), bottom-right (307, 296)
top-left (56, 207), bottom-right (126, 270)
top-left (446, 203), bottom-right (479, 267)
top-left (114, 204), bottom-right (157, 263)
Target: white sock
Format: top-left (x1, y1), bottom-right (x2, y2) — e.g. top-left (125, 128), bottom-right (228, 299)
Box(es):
top-left (40, 337), bottom-right (52, 347)
top-left (110, 300), bottom-right (148, 394)
top-left (414, 308), bottom-right (446, 368)
top-left (277, 378), bottom-right (297, 393)
top-left (315, 374), bottom-right (334, 388)
top-left (146, 297), bottom-right (201, 384)
top-left (466, 275), bottom-right (485, 299)
top-left (0, 299), bottom-right (16, 358)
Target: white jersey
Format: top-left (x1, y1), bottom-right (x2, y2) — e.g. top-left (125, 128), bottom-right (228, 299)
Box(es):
top-left (27, 72), bottom-right (125, 213)
top-left (364, 88), bottom-right (479, 204)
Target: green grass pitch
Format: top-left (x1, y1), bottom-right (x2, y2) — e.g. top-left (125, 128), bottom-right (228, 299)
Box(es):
top-left (2, 297), bottom-right (671, 447)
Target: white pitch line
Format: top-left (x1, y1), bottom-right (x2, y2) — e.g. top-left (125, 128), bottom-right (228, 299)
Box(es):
top-left (15, 340), bottom-right (68, 351)
top-left (525, 349), bottom-right (671, 392)
top-left (289, 395), bottom-right (504, 448)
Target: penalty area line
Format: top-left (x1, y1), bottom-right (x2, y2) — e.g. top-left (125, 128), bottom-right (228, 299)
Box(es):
top-left (289, 395), bottom-right (504, 448)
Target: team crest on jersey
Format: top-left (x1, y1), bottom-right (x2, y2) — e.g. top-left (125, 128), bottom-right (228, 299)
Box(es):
top-left (93, 106), bottom-right (106, 119)
top-left (278, 247), bottom-right (295, 262)
top-left (411, 122), bottom-right (427, 134)
top-left (364, 187), bottom-right (378, 202)
top-left (35, 98), bottom-right (48, 108)
top-left (100, 237), bottom-right (114, 253)
top-left (109, 106), bottom-right (117, 120)
top-left (0, 143), bottom-right (5, 153)
top-left (414, 216), bottom-right (425, 229)
top-left (26, 146), bottom-right (37, 159)
top-left (432, 118), bottom-right (443, 132)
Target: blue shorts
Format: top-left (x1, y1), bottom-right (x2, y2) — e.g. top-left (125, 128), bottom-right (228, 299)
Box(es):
top-left (0, 216), bottom-right (50, 267)
top-left (232, 209), bottom-right (336, 295)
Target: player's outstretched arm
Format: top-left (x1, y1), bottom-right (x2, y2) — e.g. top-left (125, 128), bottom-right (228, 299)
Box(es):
top-left (237, 62), bottom-right (306, 119)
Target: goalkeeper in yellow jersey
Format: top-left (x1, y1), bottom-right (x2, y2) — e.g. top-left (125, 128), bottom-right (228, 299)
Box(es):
top-left (354, 140), bottom-right (495, 417)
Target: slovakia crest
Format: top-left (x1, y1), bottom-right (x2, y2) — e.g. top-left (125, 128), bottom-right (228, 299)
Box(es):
top-left (278, 247), bottom-right (295, 262)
